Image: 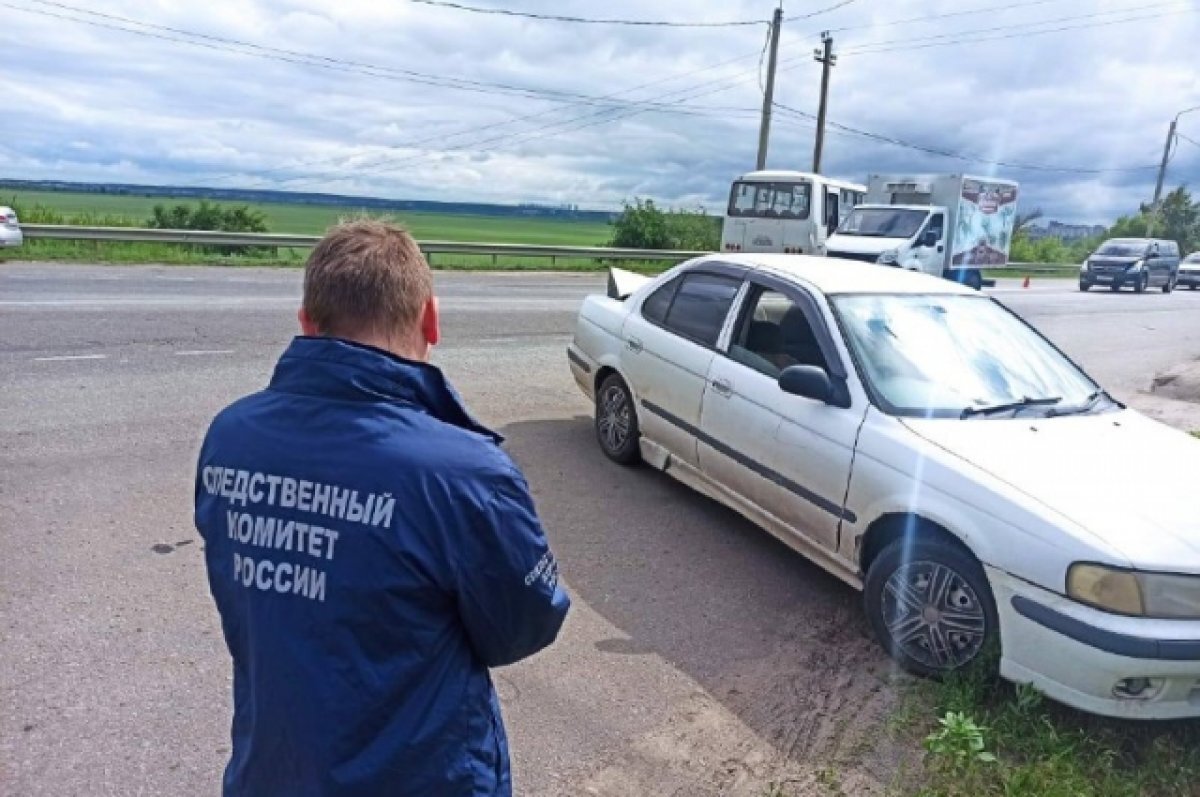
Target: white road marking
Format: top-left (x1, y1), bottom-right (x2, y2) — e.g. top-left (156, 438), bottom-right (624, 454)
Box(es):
top-left (174, 349), bottom-right (235, 356)
top-left (33, 354), bottom-right (107, 362)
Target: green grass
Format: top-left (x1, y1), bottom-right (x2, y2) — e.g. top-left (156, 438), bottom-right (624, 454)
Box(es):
top-left (902, 654), bottom-right (1200, 796)
top-left (5, 189), bottom-right (611, 243)
top-left (0, 188), bottom-right (626, 270)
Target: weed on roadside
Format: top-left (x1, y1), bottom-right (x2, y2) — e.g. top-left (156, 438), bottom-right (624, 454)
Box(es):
top-left (898, 651), bottom-right (1200, 797)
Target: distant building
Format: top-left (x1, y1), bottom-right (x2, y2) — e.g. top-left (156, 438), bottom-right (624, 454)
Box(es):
top-left (1026, 220), bottom-right (1107, 242)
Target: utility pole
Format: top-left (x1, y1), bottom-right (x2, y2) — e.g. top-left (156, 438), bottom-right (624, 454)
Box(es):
top-left (812, 32), bottom-right (836, 174)
top-left (1152, 119), bottom-right (1177, 208)
top-left (755, 7), bottom-right (783, 170)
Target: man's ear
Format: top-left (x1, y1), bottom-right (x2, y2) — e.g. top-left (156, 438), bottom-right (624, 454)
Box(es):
top-left (298, 307), bottom-right (320, 337)
top-left (421, 296), bottom-right (440, 348)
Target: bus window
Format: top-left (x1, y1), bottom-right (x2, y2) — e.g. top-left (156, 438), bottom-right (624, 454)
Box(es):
top-left (727, 181), bottom-right (812, 219)
top-left (825, 191), bottom-right (839, 233)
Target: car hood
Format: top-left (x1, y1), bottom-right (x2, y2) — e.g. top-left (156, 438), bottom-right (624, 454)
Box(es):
top-left (826, 235), bottom-right (910, 255)
top-left (902, 410), bottom-right (1200, 571)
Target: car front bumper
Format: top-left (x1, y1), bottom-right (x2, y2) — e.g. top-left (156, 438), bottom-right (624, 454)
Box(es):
top-left (990, 567), bottom-right (1200, 719)
top-left (1080, 269), bottom-right (1142, 287)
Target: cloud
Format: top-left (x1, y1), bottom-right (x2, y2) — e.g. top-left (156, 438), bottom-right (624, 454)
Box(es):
top-left (2, 0), bottom-right (1199, 222)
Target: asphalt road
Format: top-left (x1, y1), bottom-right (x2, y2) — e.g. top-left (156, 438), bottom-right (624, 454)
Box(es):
top-left (3, 263), bottom-right (1200, 796)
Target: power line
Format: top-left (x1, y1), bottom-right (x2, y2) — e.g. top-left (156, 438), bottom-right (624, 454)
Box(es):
top-left (772, 101), bottom-right (1160, 174)
top-left (8, 0), bottom-right (758, 111)
top-left (823, 0), bottom-right (1069, 34)
top-left (208, 50), bottom-right (768, 183)
top-left (280, 65), bottom-right (765, 188)
top-left (784, 0), bottom-right (859, 22)
top-left (1176, 132), bottom-right (1200, 151)
top-left (405, 0), bottom-right (767, 27)
top-left (840, 4), bottom-right (1192, 56)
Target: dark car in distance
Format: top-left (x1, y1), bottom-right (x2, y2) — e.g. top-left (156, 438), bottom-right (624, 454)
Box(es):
top-left (1079, 238), bottom-right (1180, 293)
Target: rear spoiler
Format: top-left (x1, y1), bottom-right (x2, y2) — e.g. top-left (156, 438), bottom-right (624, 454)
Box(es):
top-left (606, 267), bottom-right (653, 300)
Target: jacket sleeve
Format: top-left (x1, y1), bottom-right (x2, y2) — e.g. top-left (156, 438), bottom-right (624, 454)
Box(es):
top-left (453, 466), bottom-right (571, 668)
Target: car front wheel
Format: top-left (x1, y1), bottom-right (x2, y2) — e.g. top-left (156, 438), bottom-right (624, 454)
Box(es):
top-left (595, 373), bottom-right (641, 465)
top-left (864, 538), bottom-right (997, 678)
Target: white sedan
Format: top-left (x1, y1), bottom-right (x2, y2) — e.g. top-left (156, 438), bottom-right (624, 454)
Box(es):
top-left (568, 254), bottom-right (1200, 719)
top-left (0, 206), bottom-right (23, 248)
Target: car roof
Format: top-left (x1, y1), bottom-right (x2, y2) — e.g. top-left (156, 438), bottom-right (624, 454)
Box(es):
top-left (695, 253), bottom-right (977, 296)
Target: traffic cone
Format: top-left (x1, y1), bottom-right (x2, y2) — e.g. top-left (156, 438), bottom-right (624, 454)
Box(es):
top-left (1022, 275), bottom-right (1031, 289)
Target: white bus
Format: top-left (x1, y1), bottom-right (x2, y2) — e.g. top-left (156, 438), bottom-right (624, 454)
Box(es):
top-left (721, 170), bottom-right (866, 255)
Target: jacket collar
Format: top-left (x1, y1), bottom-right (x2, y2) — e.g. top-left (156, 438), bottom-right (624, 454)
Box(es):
top-left (268, 336), bottom-right (502, 443)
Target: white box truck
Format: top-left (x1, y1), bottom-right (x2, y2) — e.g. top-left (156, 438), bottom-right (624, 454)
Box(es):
top-left (825, 174), bottom-right (1019, 290)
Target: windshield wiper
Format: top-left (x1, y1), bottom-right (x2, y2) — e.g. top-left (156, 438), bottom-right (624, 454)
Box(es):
top-left (961, 396), bottom-right (1062, 419)
top-left (1046, 390), bottom-right (1110, 417)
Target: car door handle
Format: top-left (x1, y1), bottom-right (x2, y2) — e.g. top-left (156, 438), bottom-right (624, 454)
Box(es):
top-left (936, 244), bottom-right (944, 252)
top-left (627, 336), bottom-right (643, 354)
top-left (711, 377), bottom-right (733, 397)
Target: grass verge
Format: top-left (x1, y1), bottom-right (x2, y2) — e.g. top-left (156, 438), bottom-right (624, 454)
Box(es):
top-left (904, 653), bottom-right (1200, 796)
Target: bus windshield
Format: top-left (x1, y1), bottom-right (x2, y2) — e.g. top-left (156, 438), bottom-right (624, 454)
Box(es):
top-left (727, 181), bottom-right (812, 220)
top-left (838, 207), bottom-right (928, 238)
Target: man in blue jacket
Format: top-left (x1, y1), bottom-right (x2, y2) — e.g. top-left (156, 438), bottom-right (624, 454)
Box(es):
top-left (194, 220), bottom-right (570, 796)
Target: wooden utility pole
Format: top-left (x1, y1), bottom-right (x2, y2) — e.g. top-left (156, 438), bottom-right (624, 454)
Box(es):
top-left (812, 32), bottom-right (836, 173)
top-left (755, 7), bottom-right (783, 170)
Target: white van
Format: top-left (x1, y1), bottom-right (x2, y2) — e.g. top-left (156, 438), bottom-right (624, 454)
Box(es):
top-left (721, 171), bottom-right (865, 256)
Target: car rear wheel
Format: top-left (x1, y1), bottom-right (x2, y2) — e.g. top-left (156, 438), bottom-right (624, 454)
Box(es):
top-left (1078, 281), bottom-right (1091, 292)
top-left (1163, 277), bottom-right (1174, 294)
top-left (595, 373), bottom-right (641, 465)
top-left (1136, 273), bottom-right (1149, 293)
top-left (864, 538), bottom-right (997, 679)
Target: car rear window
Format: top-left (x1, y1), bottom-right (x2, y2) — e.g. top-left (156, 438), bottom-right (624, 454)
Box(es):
top-left (661, 273), bottom-right (742, 347)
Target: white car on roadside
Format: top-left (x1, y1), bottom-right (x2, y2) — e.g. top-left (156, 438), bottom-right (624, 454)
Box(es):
top-left (1, 206), bottom-right (24, 248)
top-left (568, 254), bottom-right (1200, 719)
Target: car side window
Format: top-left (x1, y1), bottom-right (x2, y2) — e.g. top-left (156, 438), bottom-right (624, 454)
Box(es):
top-left (926, 213), bottom-right (945, 241)
top-left (660, 272), bottom-right (742, 347)
top-left (728, 287), bottom-right (829, 378)
top-left (641, 276), bottom-right (681, 324)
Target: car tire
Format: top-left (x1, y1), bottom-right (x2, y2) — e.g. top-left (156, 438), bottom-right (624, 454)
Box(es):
top-left (1136, 273), bottom-right (1149, 293)
top-left (1079, 281), bottom-right (1091, 292)
top-left (864, 538), bottom-right (998, 679)
top-left (1163, 277), bottom-right (1174, 294)
top-left (595, 373), bottom-right (641, 466)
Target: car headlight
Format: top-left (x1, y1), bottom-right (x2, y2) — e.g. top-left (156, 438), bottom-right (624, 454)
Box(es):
top-left (1067, 563), bottom-right (1200, 618)
top-left (1080, 261), bottom-right (1090, 272)
top-left (877, 249), bottom-right (898, 264)
top-left (1128, 260), bottom-right (1144, 271)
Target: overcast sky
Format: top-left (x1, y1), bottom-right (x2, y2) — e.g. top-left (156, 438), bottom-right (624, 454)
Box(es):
top-left (3, 0), bottom-right (1199, 222)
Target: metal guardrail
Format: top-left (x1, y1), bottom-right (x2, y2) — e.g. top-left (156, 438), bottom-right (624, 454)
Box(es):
top-left (20, 224), bottom-right (704, 262)
top-left (18, 224), bottom-right (1074, 272)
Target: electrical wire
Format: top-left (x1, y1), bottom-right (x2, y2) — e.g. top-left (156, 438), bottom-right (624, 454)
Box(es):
top-left (772, 101), bottom-right (1160, 173)
top-left (405, 0), bottom-right (766, 27)
top-left (840, 0), bottom-right (1185, 55)
top-left (824, 0), bottom-right (1068, 34)
top-left (7, 0), bottom-right (758, 110)
top-left (1175, 131), bottom-right (1200, 151)
top-left (784, 0), bottom-right (859, 22)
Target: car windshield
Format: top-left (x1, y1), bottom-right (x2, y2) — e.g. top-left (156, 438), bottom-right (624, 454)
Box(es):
top-left (1095, 241), bottom-right (1147, 257)
top-left (837, 208), bottom-right (927, 238)
top-left (833, 294), bottom-right (1099, 418)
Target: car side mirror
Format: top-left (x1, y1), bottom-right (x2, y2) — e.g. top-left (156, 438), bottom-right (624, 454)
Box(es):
top-left (779, 365), bottom-right (834, 403)
top-left (921, 230), bottom-right (940, 247)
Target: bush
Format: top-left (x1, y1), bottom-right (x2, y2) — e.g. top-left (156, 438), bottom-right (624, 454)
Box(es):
top-left (147, 200), bottom-right (270, 255)
top-left (609, 198), bottom-right (719, 251)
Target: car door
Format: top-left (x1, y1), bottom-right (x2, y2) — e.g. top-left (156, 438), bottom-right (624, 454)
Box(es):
top-left (698, 275), bottom-right (866, 550)
top-left (913, 212), bottom-right (945, 275)
top-left (621, 266), bottom-right (746, 468)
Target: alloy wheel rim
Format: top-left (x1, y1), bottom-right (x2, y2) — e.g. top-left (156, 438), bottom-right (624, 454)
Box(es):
top-left (598, 385), bottom-right (631, 452)
top-left (881, 561), bottom-right (987, 670)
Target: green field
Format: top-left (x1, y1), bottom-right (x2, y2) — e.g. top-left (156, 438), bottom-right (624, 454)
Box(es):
top-left (4, 189), bottom-right (612, 245)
